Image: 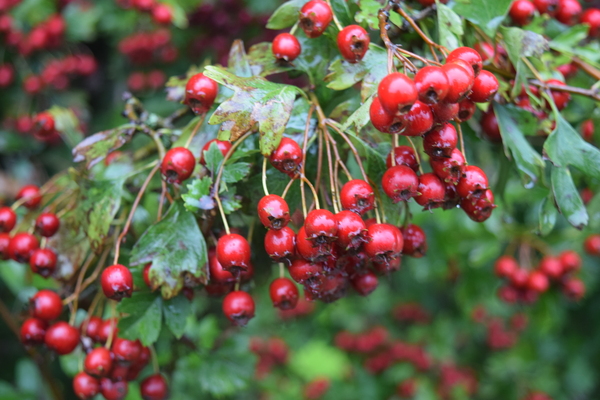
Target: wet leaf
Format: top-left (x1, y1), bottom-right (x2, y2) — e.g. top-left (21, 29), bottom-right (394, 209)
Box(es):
top-left (538, 195), bottom-right (558, 236)
top-left (437, 3), bottom-right (464, 50)
top-left (228, 40), bottom-right (252, 78)
top-left (550, 166), bottom-right (588, 229)
top-left (72, 124), bottom-right (137, 168)
top-left (247, 42), bottom-right (294, 77)
top-left (117, 292), bottom-right (163, 346)
top-left (48, 106), bottom-right (84, 149)
top-left (266, 0), bottom-right (308, 29)
top-left (182, 177), bottom-right (214, 213)
top-left (330, 0), bottom-right (353, 26)
top-left (163, 295), bottom-right (191, 339)
top-left (454, 0), bottom-right (513, 37)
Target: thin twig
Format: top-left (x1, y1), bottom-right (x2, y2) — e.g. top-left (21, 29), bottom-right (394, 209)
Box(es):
top-left (262, 157), bottom-right (269, 196)
top-left (69, 253), bottom-right (96, 325)
top-left (184, 115), bottom-right (206, 148)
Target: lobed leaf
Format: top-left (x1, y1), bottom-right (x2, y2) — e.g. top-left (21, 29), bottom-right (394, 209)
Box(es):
top-left (72, 124), bottom-right (137, 168)
top-left (550, 166), bottom-right (588, 229)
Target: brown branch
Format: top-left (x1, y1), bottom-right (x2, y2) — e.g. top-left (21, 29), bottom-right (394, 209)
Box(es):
top-left (529, 79), bottom-right (600, 102)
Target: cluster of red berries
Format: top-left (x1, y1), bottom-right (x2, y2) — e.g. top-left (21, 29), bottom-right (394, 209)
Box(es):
top-left (392, 302), bottom-right (431, 324)
top-left (115, 0), bottom-right (172, 25)
top-left (127, 70), bottom-right (167, 93)
top-left (495, 249), bottom-right (585, 304)
top-left (118, 29), bottom-right (177, 65)
top-left (0, 13), bottom-right (65, 56)
top-left (249, 336), bottom-right (289, 380)
top-left (522, 391), bottom-right (554, 400)
top-left (510, 0), bottom-right (600, 32)
top-left (472, 307), bottom-right (529, 350)
top-left (303, 378), bottom-right (331, 400)
top-left (20, 53), bottom-right (97, 96)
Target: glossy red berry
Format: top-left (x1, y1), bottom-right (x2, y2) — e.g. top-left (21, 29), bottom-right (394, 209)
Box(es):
top-left (430, 148), bottom-right (466, 184)
top-left (335, 210), bottom-right (368, 251)
top-left (184, 72), bottom-right (218, 114)
top-left (527, 270), bottom-right (549, 293)
top-left (73, 372), bottom-right (100, 400)
top-left (35, 212), bottom-right (60, 237)
top-left (0, 63), bottom-right (14, 88)
top-left (457, 99), bottom-right (476, 122)
top-left (456, 166), bottom-right (489, 199)
top-left (272, 33), bottom-right (302, 62)
top-left (216, 233), bottom-right (251, 276)
top-left (20, 317), bottom-right (48, 346)
top-left (8, 232), bottom-right (39, 263)
top-left (510, 0), bottom-right (536, 25)
top-left (558, 250), bottom-right (581, 273)
top-left (584, 234), bottom-right (600, 256)
top-left (423, 123), bottom-right (458, 159)
top-left (581, 8), bottom-right (600, 37)
top-left (369, 96), bottom-right (404, 134)
top-left (473, 42), bottom-right (496, 62)
top-left (378, 73), bottom-right (418, 115)
top-left (498, 285), bottom-right (519, 303)
top-left (222, 290), bottom-right (255, 326)
top-left (538, 255), bottom-right (563, 280)
top-left (481, 109), bottom-right (502, 142)
top-left (82, 316), bottom-right (103, 342)
top-left (386, 146), bottom-right (419, 172)
top-left (44, 321), bottom-right (80, 355)
top-left (269, 137), bottom-right (303, 178)
top-left (562, 277), bottom-right (585, 300)
top-left (340, 179), bottom-right (375, 215)
top-left (16, 184), bottom-right (42, 209)
top-left (32, 112), bottom-right (56, 138)
top-left (494, 256), bottom-right (519, 278)
top-left (469, 70), bottom-right (499, 103)
top-left (288, 257), bottom-right (324, 286)
top-left (350, 272), bottom-right (379, 296)
top-left (510, 268), bottom-right (530, 288)
top-left (305, 209), bottom-right (338, 244)
top-left (151, 4), bottom-right (172, 24)
top-left (84, 347), bottom-right (113, 378)
top-left (142, 263), bottom-right (152, 288)
top-left (161, 147), bottom-right (195, 184)
top-left (447, 47), bottom-right (483, 77)
top-left (430, 101), bottom-right (459, 124)
top-left (29, 248), bottom-right (57, 278)
top-left (533, 0), bottom-right (558, 15)
top-left (547, 79), bottom-right (571, 110)
top-left (581, 119), bottom-right (594, 142)
top-left (257, 195), bottom-right (290, 229)
top-left (100, 378), bottom-right (128, 400)
top-left (101, 264), bottom-right (133, 301)
top-left (209, 251), bottom-right (235, 284)
top-left (382, 165), bottom-right (419, 203)
top-left (337, 25), bottom-right (370, 63)
top-left (441, 62), bottom-right (474, 103)
top-left (415, 173), bottom-right (445, 210)
top-left (401, 224), bottom-right (427, 258)
top-left (296, 226), bottom-right (331, 263)
top-left (112, 338), bottom-right (142, 364)
top-left (556, 0), bottom-right (582, 25)
top-left (270, 277), bottom-right (299, 310)
top-left (0, 206), bottom-right (17, 233)
top-left (363, 223), bottom-right (403, 265)
top-left (461, 189), bottom-right (495, 222)
top-left (98, 318), bottom-right (119, 344)
top-left (199, 139), bottom-right (232, 165)
top-left (414, 66), bottom-right (449, 104)
top-left (264, 226), bottom-right (296, 264)
top-left (402, 100), bottom-right (434, 136)
top-left (299, 0), bottom-right (333, 38)
top-left (127, 346), bottom-right (151, 380)
top-left (0, 233), bottom-right (10, 260)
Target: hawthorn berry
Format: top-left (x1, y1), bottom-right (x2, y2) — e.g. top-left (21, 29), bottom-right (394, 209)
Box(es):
top-left (402, 100), bottom-right (434, 136)
top-left (538, 255), bottom-right (563, 280)
top-left (100, 378), bottom-right (129, 400)
top-left (581, 8), bottom-right (600, 37)
top-left (558, 250), bottom-right (581, 273)
top-left (581, 119), bottom-right (594, 142)
top-left (299, 0), bottom-right (333, 38)
top-left (296, 226), bottom-right (331, 263)
top-left (309, 271), bottom-right (348, 303)
top-left (30, 290), bottom-right (63, 323)
top-left (533, 0), bottom-right (558, 15)
top-left (304, 209), bottom-right (338, 244)
top-left (381, 165), bottom-right (419, 203)
top-left (510, 0), bottom-right (536, 25)
top-left (480, 109), bottom-right (502, 142)
top-left (184, 72), bottom-right (218, 114)
top-left (44, 321), bottom-right (80, 355)
top-left (401, 224), bottom-right (427, 258)
top-left (350, 272), bottom-right (379, 296)
top-left (222, 290), bottom-right (255, 326)
top-left (32, 111), bottom-right (56, 138)
top-left (461, 189), bottom-right (495, 222)
top-left (151, 4), bottom-right (172, 24)
top-left (335, 210), bottom-right (368, 251)
top-left (415, 173), bottom-right (445, 210)
top-left (101, 264), bottom-right (133, 301)
top-left (378, 73), bottom-right (418, 115)
top-left (269, 277), bottom-right (299, 310)
top-left (547, 79), bottom-right (571, 110)
top-left (82, 316), bottom-right (103, 342)
top-left (340, 179), bottom-right (375, 215)
top-left (447, 47), bottom-right (483, 76)
top-left (0, 63), bottom-right (14, 88)
top-left (414, 66), bottom-right (449, 104)
top-left (363, 223), bottom-right (403, 265)
top-left (200, 139), bottom-right (232, 165)
top-left (84, 347), bottom-right (113, 378)
top-left (494, 255), bottom-right (519, 278)
top-left (386, 146), bottom-right (419, 172)
top-left (288, 257), bottom-right (325, 286)
top-left (98, 318), bottom-right (119, 344)
top-left (562, 277), bottom-right (585, 300)
top-left (555, 0), bottom-right (582, 25)
top-left (272, 33), bottom-right (302, 62)
top-left (584, 234), bottom-right (600, 256)
top-left (430, 101), bottom-right (459, 124)
top-left (337, 25), bottom-right (370, 63)
top-left (510, 268), bottom-right (530, 289)
top-left (269, 137), bottom-right (303, 178)
top-left (20, 317), bottom-right (48, 346)
top-left (369, 96), bottom-right (404, 134)
top-left (160, 147), bottom-right (195, 184)
top-left (527, 270), bottom-right (549, 293)
top-left (264, 226), bottom-right (296, 264)
top-left (456, 165), bottom-right (489, 199)
top-left (73, 372), bottom-right (100, 400)
top-left (498, 285), bottom-right (519, 303)
top-left (441, 62), bottom-right (474, 103)
top-left (257, 194), bottom-right (290, 229)
top-left (112, 337), bottom-right (142, 364)
top-left (423, 123), bottom-right (458, 159)
top-left (430, 148), bottom-right (466, 184)
top-left (35, 212), bottom-right (60, 237)
top-left (0, 233), bottom-right (10, 260)
top-left (8, 232), bottom-right (39, 263)
top-left (457, 99), bottom-right (476, 122)
top-left (143, 263), bottom-right (152, 288)
top-left (216, 233), bottom-right (251, 275)
top-left (0, 206), bottom-right (17, 232)
top-left (473, 42), bottom-right (495, 62)
top-left (469, 70), bottom-right (499, 103)
top-left (16, 184), bottom-right (42, 209)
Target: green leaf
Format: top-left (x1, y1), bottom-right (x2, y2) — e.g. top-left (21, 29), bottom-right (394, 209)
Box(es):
top-left (246, 42), bottom-right (293, 77)
top-left (342, 95), bottom-right (374, 131)
top-left (203, 141), bottom-right (226, 175)
top-left (289, 341), bottom-right (351, 380)
top-left (117, 292), bottom-right (163, 346)
top-left (204, 66), bottom-right (301, 156)
top-left (63, 3), bottom-right (101, 42)
top-left (499, 26), bottom-right (548, 67)
top-left (130, 202), bottom-right (209, 299)
top-left (330, 0), bottom-right (353, 26)
top-left (538, 195), bottom-right (558, 236)
top-left (550, 166), bottom-right (588, 229)
top-left (266, 0), bottom-right (307, 29)
top-left (72, 124), bottom-right (137, 168)
top-left (182, 177), bottom-right (214, 213)
top-left (588, 193), bottom-right (600, 231)
top-left (549, 24), bottom-right (600, 67)
top-left (48, 106), bottom-right (84, 149)
top-left (163, 295), bottom-right (191, 339)
top-left (453, 0), bottom-right (513, 37)
top-left (222, 162), bottom-right (251, 184)
top-left (227, 40), bottom-right (252, 78)
top-left (437, 3), bottom-right (463, 50)
top-left (295, 33), bottom-right (338, 88)
top-left (221, 186), bottom-right (243, 214)
top-left (493, 103), bottom-right (545, 187)
top-left (355, 0), bottom-right (385, 30)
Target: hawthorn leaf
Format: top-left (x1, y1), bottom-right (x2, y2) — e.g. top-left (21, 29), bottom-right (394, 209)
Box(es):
top-left (454, 0), bottom-right (513, 37)
top-left (222, 162), bottom-right (251, 184)
top-left (437, 3), bottom-right (463, 50)
top-left (117, 292), bottom-right (163, 346)
top-left (266, 0), bottom-right (308, 30)
top-left (500, 27), bottom-right (548, 65)
top-left (330, 0), bottom-right (352, 26)
top-left (355, 0), bottom-right (385, 29)
top-left (247, 42), bottom-right (293, 77)
top-left (295, 33), bottom-right (337, 87)
top-left (228, 40), bottom-right (252, 78)
top-left (72, 124), bottom-right (137, 168)
top-left (48, 107), bottom-right (84, 149)
top-left (163, 295), bottom-right (191, 339)
top-left (182, 177), bottom-right (214, 212)
top-left (550, 166), bottom-right (588, 229)
top-left (129, 202), bottom-right (209, 299)
top-left (538, 195), bottom-right (558, 236)
top-left (343, 95), bottom-right (374, 131)
top-left (549, 24), bottom-right (600, 67)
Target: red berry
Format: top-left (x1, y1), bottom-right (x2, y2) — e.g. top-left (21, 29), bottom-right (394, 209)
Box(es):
top-left (35, 212), bottom-right (60, 237)
top-left (161, 147), bottom-right (195, 184)
top-left (441, 62), bottom-right (474, 103)
top-left (381, 165), bottom-right (419, 203)
top-left (414, 66), bottom-right (449, 104)
top-left (494, 256), bottom-right (519, 278)
top-left (547, 79), bottom-right (571, 110)
top-left (363, 223), bottom-right (403, 265)
top-left (288, 258), bottom-right (324, 286)
top-left (257, 194), bottom-right (290, 229)
top-left (397, 379), bottom-right (417, 398)
top-left (8, 232), bottom-right (39, 263)
top-left (563, 277), bottom-right (585, 300)
top-left (97, 319), bottom-right (119, 345)
top-left (369, 96), bottom-right (404, 134)
top-left (216, 233), bottom-right (251, 276)
top-left (16, 184), bottom-right (42, 209)
top-left (100, 378), bottom-right (128, 400)
top-left (222, 291), bottom-right (255, 326)
top-left (127, 346), bottom-right (151, 380)
top-left (498, 285), bottom-right (519, 303)
top-left (457, 99), bottom-right (477, 122)
top-left (415, 173), bottom-right (445, 210)
top-left (556, 0), bottom-right (582, 25)
top-left (270, 277), bottom-right (299, 310)
top-left (461, 189), bottom-right (496, 222)
top-left (143, 263), bottom-right (152, 288)
top-left (73, 372), bottom-right (100, 400)
top-left (299, 0), bottom-right (333, 38)
top-left (337, 25), bottom-right (370, 63)
top-left (386, 146), bottom-right (419, 172)
top-left (423, 123), bottom-right (458, 159)
top-left (527, 270), bottom-right (549, 293)
top-left (584, 234), bottom-right (600, 256)
top-left (184, 73), bottom-right (218, 114)
top-left (84, 347), bottom-right (113, 378)
top-left (350, 272), bottom-right (379, 296)
top-left (335, 210), bottom-right (368, 251)
top-left (264, 226), bottom-right (296, 264)
top-left (481, 109), bottom-right (502, 142)
top-left (581, 119), bottom-right (594, 142)
top-left (0, 233), bottom-right (11, 260)
top-left (82, 316), bottom-right (103, 342)
top-left (24, 75), bottom-right (44, 94)
top-left (44, 321), bottom-right (80, 355)
top-left (269, 137), bottom-right (303, 178)
top-left (340, 179), bottom-right (375, 215)
top-left (456, 165), bottom-right (489, 199)
top-left (447, 47), bottom-right (483, 76)
top-left (581, 8), bottom-right (600, 37)
top-left (127, 72), bottom-right (146, 92)
top-left (510, 0), bottom-right (536, 25)
top-left (469, 70), bottom-right (499, 102)
top-left (510, 268), bottom-right (530, 288)
top-left (109, 363), bottom-right (130, 382)
top-left (151, 4), bottom-right (172, 24)
top-left (430, 148), bottom-right (466, 184)
top-left (101, 264), bottom-right (133, 301)
top-left (305, 209), bottom-right (338, 244)
top-left (0, 63), bottom-right (14, 88)
top-left (296, 226), bottom-right (331, 263)
top-left (558, 250), bottom-right (581, 273)
top-left (304, 378), bottom-right (330, 400)
top-left (29, 248), bottom-right (57, 278)
top-left (0, 206), bottom-right (17, 232)
top-left (557, 62), bottom-right (578, 78)
top-left (402, 100), bottom-right (434, 136)
top-left (140, 374), bottom-right (168, 400)
top-left (430, 101), bottom-right (459, 123)
top-left (147, 70), bottom-right (166, 90)
top-left (112, 338), bottom-right (142, 364)
top-left (32, 111), bottom-right (56, 138)
top-left (200, 139), bottom-right (232, 165)
top-left (533, 0), bottom-right (559, 15)
top-left (20, 317), bottom-right (48, 346)
top-left (401, 224), bottom-right (427, 257)
top-left (378, 73), bottom-right (418, 115)
top-left (272, 33), bottom-right (302, 62)
top-left (473, 42), bottom-right (496, 62)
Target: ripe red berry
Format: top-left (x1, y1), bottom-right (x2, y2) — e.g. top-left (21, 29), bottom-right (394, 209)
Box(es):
top-left (430, 148), bottom-right (466, 185)
top-left (335, 210), bottom-right (368, 251)
top-left (20, 317), bottom-right (48, 346)
top-left (414, 66), bottom-right (449, 104)
top-left (402, 100), bottom-right (434, 136)
top-left (100, 378), bottom-right (128, 400)
top-left (480, 109), bottom-right (502, 142)
top-left (299, 0), bottom-right (333, 38)
top-left (441, 62), bottom-right (474, 103)
top-left (363, 223), bottom-right (403, 265)
top-left (160, 147), bottom-right (195, 184)
top-left (581, 119), bottom-right (594, 142)
top-left (350, 272), bottom-right (379, 296)
top-left (415, 173), bottom-right (446, 210)
top-left (44, 321), bottom-right (80, 355)
top-left (32, 111), bottom-right (56, 138)
top-left (296, 226), bottom-right (330, 263)
top-left (386, 146), bottom-right (419, 172)
top-left (456, 165), bottom-right (489, 199)
top-left (304, 378), bottom-right (331, 400)
top-left (337, 25), bottom-right (370, 63)
top-left (473, 42), bottom-right (496, 62)
top-left (30, 249), bottom-right (57, 278)
top-left (34, 212), bottom-right (60, 237)
top-left (423, 123), bottom-right (458, 159)
top-left (340, 179), bottom-right (375, 215)
top-left (457, 99), bottom-right (476, 122)
top-left (127, 72), bottom-right (146, 92)
top-left (269, 137), bottom-right (303, 178)
top-left (84, 347), bottom-right (114, 378)
top-left (97, 318), bottom-right (119, 344)
top-left (461, 189), bottom-right (495, 222)
top-left (581, 8), bottom-right (600, 37)
top-left (430, 101), bottom-right (459, 123)
top-left (288, 258), bottom-right (324, 286)
top-left (447, 47), bottom-right (483, 77)
top-left (369, 96), bottom-right (404, 134)
top-left (151, 4), bottom-right (172, 24)
top-left (378, 73), bottom-right (418, 115)
top-left (304, 209), bottom-right (338, 244)
top-left (555, 0), bottom-right (582, 25)
top-left (547, 79), bottom-right (571, 110)
top-left (584, 234), bottom-right (600, 256)
top-left (82, 316), bottom-right (103, 342)
top-left (272, 33), bottom-right (302, 62)
top-left (538, 255), bottom-right (563, 280)
top-left (0, 206), bottom-right (17, 233)
top-left (527, 270), bottom-right (549, 293)
top-left (401, 224), bottom-right (427, 257)
top-left (73, 372), bottom-right (100, 400)
top-left (199, 139), bottom-right (232, 165)
top-left (16, 184), bottom-right (42, 209)
top-left (264, 226), bottom-right (296, 264)
top-left (222, 290), bottom-right (255, 326)
top-left (216, 233), bottom-right (251, 276)
top-left (184, 73), bottom-right (218, 114)
top-left (270, 277), bottom-right (299, 310)
top-left (494, 256), bottom-right (519, 278)
top-left (498, 285), bottom-right (519, 303)
top-left (562, 277), bottom-right (585, 300)
top-left (510, 0), bottom-right (536, 25)
top-left (469, 70), bottom-right (499, 103)
top-left (0, 233), bottom-right (11, 260)
top-left (112, 337), bottom-right (142, 364)
top-left (8, 232), bottom-right (39, 263)
top-left (0, 63), bottom-right (14, 88)
top-left (558, 250), bottom-right (581, 273)
top-left (533, 0), bottom-right (558, 15)
top-left (101, 264), bottom-right (133, 301)
top-left (257, 194), bottom-right (290, 229)
top-left (382, 165), bottom-right (419, 203)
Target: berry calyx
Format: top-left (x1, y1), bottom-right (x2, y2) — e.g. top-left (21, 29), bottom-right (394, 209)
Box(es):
top-left (73, 372), bottom-right (100, 400)
top-left (84, 347), bottom-right (113, 378)
top-left (269, 137), bottom-right (303, 178)
top-left (101, 264), bottom-right (134, 301)
top-left (20, 317), bottom-right (48, 346)
top-left (469, 70), bottom-right (499, 103)
top-left (414, 66), bottom-right (449, 104)
top-left (184, 73), bottom-right (218, 114)
top-left (386, 146), bottom-right (419, 172)
top-left (216, 233), bottom-right (251, 276)
top-left (140, 374), bottom-right (168, 400)
top-left (337, 25), bottom-right (370, 63)
top-left (0, 207), bottom-right (17, 233)
top-left (16, 185), bottom-right (42, 209)
top-left (533, 0), bottom-right (558, 15)
top-left (257, 194), bottom-right (290, 230)
top-left (199, 139), bottom-right (232, 165)
top-left (160, 147), bottom-right (196, 184)
top-left (461, 189), bottom-right (495, 222)
top-left (457, 99), bottom-right (476, 122)
top-left (363, 223), bottom-right (403, 266)
top-left (401, 224), bottom-right (427, 258)
top-left (430, 148), bottom-right (466, 185)
top-left (288, 258), bottom-right (324, 286)
top-left (222, 290), bottom-right (255, 326)
top-left (381, 165), bottom-right (419, 203)
top-left (35, 212), bottom-right (60, 237)
top-left (423, 123), bottom-right (458, 159)
top-left (100, 378), bottom-right (128, 400)
top-left (30, 289), bottom-right (62, 321)
top-left (378, 73), bottom-right (418, 115)
top-left (296, 226), bottom-right (332, 263)
top-left (272, 33), bottom-right (302, 62)
top-left (340, 179), bottom-right (375, 215)
top-left (299, 0), bottom-right (333, 38)
top-left (270, 277), bottom-right (299, 310)
top-left (264, 226), bottom-right (296, 264)
top-left (8, 232), bottom-right (39, 263)
top-left (44, 321), bottom-right (80, 355)
top-left (369, 96), bottom-right (404, 134)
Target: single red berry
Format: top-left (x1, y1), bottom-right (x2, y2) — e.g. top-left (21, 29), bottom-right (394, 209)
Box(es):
top-left (308, 271), bottom-right (348, 303)
top-left (161, 147), bottom-right (195, 184)
top-left (510, 0), bottom-right (536, 25)
top-left (369, 96), bottom-right (404, 134)
top-left (8, 232), bottom-right (39, 263)
top-left (288, 258), bottom-right (324, 286)
top-left (32, 112), bottom-right (56, 138)
top-left (473, 42), bottom-right (496, 62)
top-left (340, 179), bottom-right (375, 215)
top-left (414, 66), bottom-right (449, 104)
top-left (44, 321), bottom-right (80, 355)
top-left (461, 189), bottom-right (496, 222)
top-left (222, 290), bottom-right (255, 326)
top-left (0, 206), bottom-right (17, 233)
top-left (147, 69), bottom-right (166, 90)
top-left (538, 255), bottom-right (563, 280)
top-left (109, 363), bottom-right (130, 383)
top-left (456, 165), bottom-right (489, 199)
top-left (430, 148), bottom-right (466, 185)
top-left (143, 263), bottom-right (152, 288)
top-left (264, 226), bottom-right (296, 264)
top-left (335, 210), bottom-right (368, 251)
top-left (257, 194), bottom-right (290, 230)
top-left (269, 137), bottom-right (303, 178)
top-left (0, 63), bottom-right (14, 88)
top-left (305, 209), bottom-right (338, 244)
top-left (100, 378), bottom-right (128, 400)
top-left (0, 233), bottom-right (11, 260)
top-left (140, 374), bottom-right (168, 400)
top-left (363, 223), bottom-right (403, 265)
top-left (533, 0), bottom-right (559, 15)
top-left (581, 119), bottom-right (594, 142)
top-left (481, 109), bottom-right (502, 142)
top-left (73, 372), bottom-right (100, 400)
top-left (35, 212), bottom-right (60, 237)
top-left (510, 268), bottom-right (530, 288)
top-left (112, 338), bottom-right (142, 364)
top-left (304, 378), bottom-right (330, 400)
top-left (415, 173), bottom-right (446, 210)
top-left (299, 0), bottom-right (333, 38)
top-left (494, 256), bottom-right (519, 278)
top-left (20, 317), bottom-right (48, 346)
top-left (584, 234), bottom-right (600, 256)
top-left (133, 0), bottom-right (156, 10)
top-left (82, 316), bottom-right (103, 342)
top-left (23, 75), bottom-right (44, 94)
top-left (397, 379), bottom-right (417, 398)
top-left (401, 224), bottom-right (427, 258)
top-left (441, 62), bottom-right (474, 103)
top-left (127, 346), bottom-right (151, 381)
top-left (563, 277), bottom-right (585, 300)
top-left (101, 264), bottom-right (133, 301)
top-left (557, 62), bottom-right (578, 78)
top-left (151, 4), bottom-right (172, 24)
top-left (381, 165), bottom-right (419, 203)
top-left (581, 8), bottom-right (600, 37)
top-left (423, 123), bottom-right (458, 159)
top-left (558, 250), bottom-right (581, 274)
top-left (98, 318), bottom-right (119, 344)
top-left (199, 139), bottom-right (232, 165)
top-left (296, 226), bottom-right (332, 264)
top-left (350, 272), bottom-right (379, 296)
top-left (184, 73), bottom-right (218, 114)
top-left (270, 277), bottom-right (299, 310)
top-left (469, 70), bottom-right (499, 103)
top-left (527, 270), bottom-right (549, 293)
top-left (555, 0), bottom-right (582, 25)
top-left (16, 184), bottom-right (42, 209)
top-left (378, 73), bottom-right (418, 115)
top-left (272, 33), bottom-right (302, 62)
top-left (127, 72), bottom-right (146, 92)
top-left (457, 99), bottom-right (477, 122)
top-left (430, 101), bottom-right (459, 124)
top-left (402, 100), bottom-right (434, 136)
top-left (386, 146), bottom-right (419, 172)
top-left (84, 347), bottom-right (114, 378)
top-left (216, 233), bottom-right (251, 276)
top-left (498, 285), bottom-right (519, 303)
top-left (546, 79), bottom-right (571, 110)
top-left (29, 248), bottom-right (57, 278)
top-left (337, 25), bottom-right (370, 63)
top-left (447, 47), bottom-right (483, 76)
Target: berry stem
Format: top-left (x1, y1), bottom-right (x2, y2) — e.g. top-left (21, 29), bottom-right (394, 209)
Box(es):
top-left (105, 301), bottom-right (117, 349)
top-left (301, 176), bottom-right (321, 210)
top-left (262, 157), bottom-right (269, 196)
top-left (391, 135), bottom-right (399, 167)
top-left (324, 120), bottom-right (369, 183)
top-left (324, 131), bottom-right (340, 214)
top-left (521, 57), bottom-right (545, 83)
top-left (393, 5), bottom-right (448, 57)
top-left (279, 262), bottom-right (285, 278)
top-left (80, 289), bottom-right (104, 335)
top-left (455, 123), bottom-right (468, 165)
top-left (247, 219), bottom-right (255, 245)
top-left (572, 56), bottom-right (600, 81)
top-left (405, 137), bottom-right (424, 175)
top-left (40, 237), bottom-right (47, 249)
top-left (378, 9), bottom-right (397, 74)
top-left (289, 21), bottom-right (299, 35)
top-left (148, 129), bottom-right (166, 159)
top-left (300, 105), bottom-right (316, 218)
top-left (281, 178), bottom-right (295, 199)
top-left (69, 252), bottom-right (95, 325)
top-left (530, 79), bottom-right (600, 102)
top-left (63, 247), bottom-right (111, 305)
top-left (324, 0), bottom-right (344, 31)
top-left (325, 131), bottom-right (352, 179)
top-left (10, 196), bottom-right (28, 211)
top-left (157, 180), bottom-right (168, 221)
top-left (184, 115), bottom-right (206, 149)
